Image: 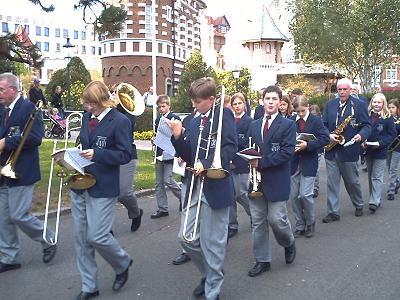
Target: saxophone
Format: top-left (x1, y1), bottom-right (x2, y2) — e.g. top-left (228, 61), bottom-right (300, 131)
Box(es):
top-left (324, 114), bottom-right (354, 151)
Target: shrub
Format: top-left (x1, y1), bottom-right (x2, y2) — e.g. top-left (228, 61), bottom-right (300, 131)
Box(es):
top-left (135, 108), bottom-right (154, 132)
top-left (134, 130), bottom-right (154, 140)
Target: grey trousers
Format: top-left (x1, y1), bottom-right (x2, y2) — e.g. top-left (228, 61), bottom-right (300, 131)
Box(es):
top-left (178, 183), bottom-right (229, 300)
top-left (0, 185), bottom-right (54, 264)
top-left (249, 199), bottom-right (294, 262)
top-left (325, 157), bottom-right (364, 215)
top-left (290, 168), bottom-right (316, 230)
top-left (387, 151), bottom-right (400, 195)
top-left (229, 173), bottom-right (251, 229)
top-left (155, 160), bottom-right (181, 212)
top-left (366, 157), bottom-right (385, 206)
top-left (314, 153), bottom-right (323, 192)
top-left (118, 158), bottom-right (140, 219)
top-left (71, 190), bottom-right (131, 293)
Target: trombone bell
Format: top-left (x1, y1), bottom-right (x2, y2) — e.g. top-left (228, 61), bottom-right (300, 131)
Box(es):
top-left (67, 173), bottom-right (96, 190)
top-left (0, 163), bottom-right (16, 179)
top-left (205, 168), bottom-right (228, 179)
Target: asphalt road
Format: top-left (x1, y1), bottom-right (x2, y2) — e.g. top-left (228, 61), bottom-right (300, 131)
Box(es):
top-left (1, 161), bottom-right (400, 300)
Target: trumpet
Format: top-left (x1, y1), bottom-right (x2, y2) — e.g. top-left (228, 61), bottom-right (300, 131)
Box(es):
top-left (248, 138), bottom-right (263, 198)
top-left (182, 85), bottom-right (227, 242)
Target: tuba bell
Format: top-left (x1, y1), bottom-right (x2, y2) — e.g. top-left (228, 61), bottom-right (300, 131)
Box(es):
top-left (116, 83), bottom-right (145, 116)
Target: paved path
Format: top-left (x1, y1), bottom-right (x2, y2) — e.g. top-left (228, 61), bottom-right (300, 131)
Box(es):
top-left (1, 162), bottom-right (400, 300)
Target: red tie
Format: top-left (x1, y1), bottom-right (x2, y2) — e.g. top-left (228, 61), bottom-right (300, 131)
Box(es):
top-left (262, 115), bottom-right (271, 142)
top-left (371, 112), bottom-right (378, 126)
top-left (235, 117), bottom-right (240, 125)
top-left (200, 115), bottom-right (207, 127)
top-left (297, 118), bottom-right (305, 132)
top-left (3, 108), bottom-right (10, 127)
top-left (88, 117), bottom-right (99, 134)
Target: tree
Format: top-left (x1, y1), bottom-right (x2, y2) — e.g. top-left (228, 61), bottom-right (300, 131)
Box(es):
top-left (175, 51), bottom-right (217, 112)
top-left (216, 68), bottom-right (252, 98)
top-left (289, 0), bottom-right (400, 92)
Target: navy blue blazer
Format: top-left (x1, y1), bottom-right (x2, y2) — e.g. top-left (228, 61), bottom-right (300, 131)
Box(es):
top-left (248, 113), bottom-right (296, 202)
top-left (77, 109), bottom-right (132, 198)
top-left (173, 107), bottom-right (238, 209)
top-left (254, 104), bottom-right (264, 120)
top-left (289, 114), bottom-right (330, 177)
top-left (323, 96), bottom-right (371, 162)
top-left (365, 115), bottom-right (396, 159)
top-left (391, 119), bottom-right (400, 153)
top-left (155, 112), bottom-right (181, 160)
top-left (0, 97), bottom-right (43, 186)
top-left (232, 114), bottom-right (253, 174)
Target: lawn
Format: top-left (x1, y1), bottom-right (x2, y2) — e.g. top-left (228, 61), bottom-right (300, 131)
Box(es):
top-left (32, 140), bottom-right (157, 213)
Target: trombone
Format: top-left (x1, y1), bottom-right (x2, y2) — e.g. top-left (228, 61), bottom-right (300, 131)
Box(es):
top-left (248, 138), bottom-right (263, 198)
top-left (182, 85), bottom-right (228, 242)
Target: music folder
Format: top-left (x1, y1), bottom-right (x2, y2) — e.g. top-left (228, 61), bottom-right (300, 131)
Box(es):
top-left (52, 147), bottom-right (94, 175)
top-left (236, 147), bottom-right (262, 161)
top-left (296, 133), bottom-right (316, 142)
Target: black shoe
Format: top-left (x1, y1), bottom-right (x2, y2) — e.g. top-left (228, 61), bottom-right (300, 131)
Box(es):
top-left (192, 278), bottom-right (206, 298)
top-left (172, 252), bottom-right (191, 265)
top-left (313, 190), bottom-right (319, 198)
top-left (285, 242), bottom-right (296, 264)
top-left (304, 223), bottom-right (315, 238)
top-left (112, 259), bottom-right (132, 291)
top-left (150, 210), bottom-right (169, 219)
top-left (293, 229), bottom-right (305, 238)
top-left (322, 213), bottom-right (340, 223)
top-left (388, 194), bottom-right (395, 201)
top-left (355, 207), bottom-right (363, 217)
top-left (0, 262), bottom-right (21, 273)
top-left (131, 209), bottom-right (143, 232)
top-left (110, 230), bottom-right (114, 236)
top-left (248, 262), bottom-right (271, 277)
top-left (74, 291), bottom-right (99, 300)
top-left (369, 204), bottom-right (378, 214)
top-left (43, 245), bottom-right (57, 264)
top-left (228, 228), bottom-right (238, 238)
top-left (395, 182), bottom-right (400, 194)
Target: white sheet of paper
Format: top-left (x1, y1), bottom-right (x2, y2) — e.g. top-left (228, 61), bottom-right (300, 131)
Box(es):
top-left (296, 133), bottom-right (316, 142)
top-left (366, 141), bottom-right (379, 147)
top-left (236, 152), bottom-right (262, 161)
top-left (172, 157), bottom-right (186, 177)
top-left (52, 147), bottom-right (94, 174)
top-left (154, 116), bottom-right (176, 157)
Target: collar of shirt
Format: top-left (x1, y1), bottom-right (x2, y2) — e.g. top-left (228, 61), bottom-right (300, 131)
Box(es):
top-left (92, 107), bottom-right (112, 122)
top-left (194, 111), bottom-right (201, 118)
top-left (163, 111), bottom-right (171, 118)
top-left (201, 109), bottom-right (211, 119)
top-left (296, 111), bottom-right (310, 122)
top-left (261, 111), bottom-right (279, 137)
top-left (371, 110), bottom-right (381, 116)
top-left (6, 94), bottom-right (19, 114)
top-left (235, 111), bottom-right (245, 119)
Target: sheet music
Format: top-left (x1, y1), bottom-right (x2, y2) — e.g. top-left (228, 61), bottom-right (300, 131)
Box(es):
top-left (154, 116), bottom-right (176, 157)
top-left (172, 157), bottom-right (186, 177)
top-left (296, 133), bottom-right (316, 142)
top-left (52, 147), bottom-right (94, 174)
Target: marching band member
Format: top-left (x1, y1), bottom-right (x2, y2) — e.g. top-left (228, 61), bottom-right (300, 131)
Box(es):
top-left (279, 95), bottom-right (293, 118)
top-left (151, 95), bottom-right (182, 219)
top-left (228, 93), bottom-right (252, 238)
top-left (322, 78), bottom-right (371, 223)
top-left (289, 96), bottom-right (330, 238)
top-left (363, 93), bottom-right (396, 213)
top-left (247, 85), bottom-right (296, 277)
top-left (71, 81), bottom-right (133, 299)
top-left (309, 104), bottom-right (324, 198)
top-left (168, 77), bottom-right (237, 300)
top-left (387, 98), bottom-right (400, 200)
top-left (0, 73), bottom-right (57, 273)
top-left (253, 88), bottom-right (266, 120)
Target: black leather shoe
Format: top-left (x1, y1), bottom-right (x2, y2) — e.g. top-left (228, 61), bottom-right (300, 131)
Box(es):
top-left (322, 213), bottom-right (340, 223)
top-left (112, 259), bottom-right (132, 291)
top-left (313, 190), bottom-right (319, 198)
top-left (228, 228), bottom-right (238, 238)
top-left (355, 207), bottom-right (363, 217)
top-left (293, 229), bottom-right (305, 238)
top-left (304, 223), bottom-right (315, 238)
top-left (43, 245), bottom-right (57, 263)
top-left (172, 252), bottom-right (191, 265)
top-left (285, 242), bottom-right (296, 264)
top-left (192, 277), bottom-right (206, 298)
top-left (150, 210), bottom-right (169, 219)
top-left (248, 262), bottom-right (271, 277)
top-left (74, 291), bottom-right (99, 300)
top-left (369, 204), bottom-right (378, 214)
top-left (0, 262), bottom-right (21, 273)
top-left (388, 194), bottom-right (395, 201)
top-left (131, 209), bottom-right (143, 232)
top-left (395, 182), bottom-right (400, 194)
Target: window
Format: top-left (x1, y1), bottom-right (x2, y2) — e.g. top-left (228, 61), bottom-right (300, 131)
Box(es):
top-left (24, 24), bottom-right (29, 33)
top-left (81, 31), bottom-right (86, 40)
top-left (98, 47), bottom-right (101, 56)
top-left (82, 45), bottom-right (86, 54)
top-left (91, 46), bottom-right (95, 55)
top-left (15, 24), bottom-right (19, 31)
top-left (35, 41), bottom-right (41, 50)
top-left (63, 29), bottom-right (68, 38)
top-left (55, 28), bottom-right (60, 37)
top-left (56, 43), bottom-right (60, 52)
top-left (44, 27), bottom-right (49, 36)
top-left (386, 65), bottom-right (398, 81)
top-left (36, 26), bottom-right (41, 36)
top-left (254, 43), bottom-right (260, 50)
top-left (2, 22), bottom-right (8, 33)
top-left (219, 25), bottom-right (226, 33)
top-left (145, 5), bottom-right (152, 38)
top-left (44, 42), bottom-right (49, 52)
top-left (265, 43), bottom-right (271, 53)
top-left (166, 6), bottom-right (173, 22)
top-left (274, 0), bottom-right (280, 8)
top-left (74, 30), bottom-right (78, 39)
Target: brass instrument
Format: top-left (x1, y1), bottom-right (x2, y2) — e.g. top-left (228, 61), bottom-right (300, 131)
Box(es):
top-left (324, 114), bottom-right (354, 151)
top-left (248, 138), bottom-right (263, 198)
top-left (116, 83), bottom-right (145, 116)
top-left (1, 101), bottom-right (43, 178)
top-left (182, 85), bottom-right (227, 242)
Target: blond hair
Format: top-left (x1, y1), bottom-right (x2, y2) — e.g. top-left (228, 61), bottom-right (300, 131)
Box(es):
top-left (368, 93), bottom-right (390, 119)
top-left (81, 81), bottom-right (117, 108)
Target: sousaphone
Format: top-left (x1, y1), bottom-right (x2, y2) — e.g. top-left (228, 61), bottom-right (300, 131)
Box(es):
top-left (116, 83), bottom-right (145, 116)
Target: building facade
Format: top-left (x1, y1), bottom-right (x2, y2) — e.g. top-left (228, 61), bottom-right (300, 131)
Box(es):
top-left (102, 0), bottom-right (206, 96)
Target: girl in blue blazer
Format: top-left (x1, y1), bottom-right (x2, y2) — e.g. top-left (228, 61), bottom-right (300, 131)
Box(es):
top-left (387, 98), bottom-right (400, 200)
top-left (363, 93), bottom-right (396, 213)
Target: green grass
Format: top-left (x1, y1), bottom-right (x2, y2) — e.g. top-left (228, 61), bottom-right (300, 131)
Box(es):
top-left (32, 140), bottom-right (158, 213)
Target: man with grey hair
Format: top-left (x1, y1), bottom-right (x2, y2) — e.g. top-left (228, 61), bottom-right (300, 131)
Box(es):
top-left (0, 73), bottom-right (57, 273)
top-left (322, 78), bottom-right (371, 222)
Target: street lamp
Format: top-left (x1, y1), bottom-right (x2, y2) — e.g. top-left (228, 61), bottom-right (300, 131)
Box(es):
top-left (232, 69), bottom-right (241, 92)
top-left (63, 37), bottom-right (74, 112)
